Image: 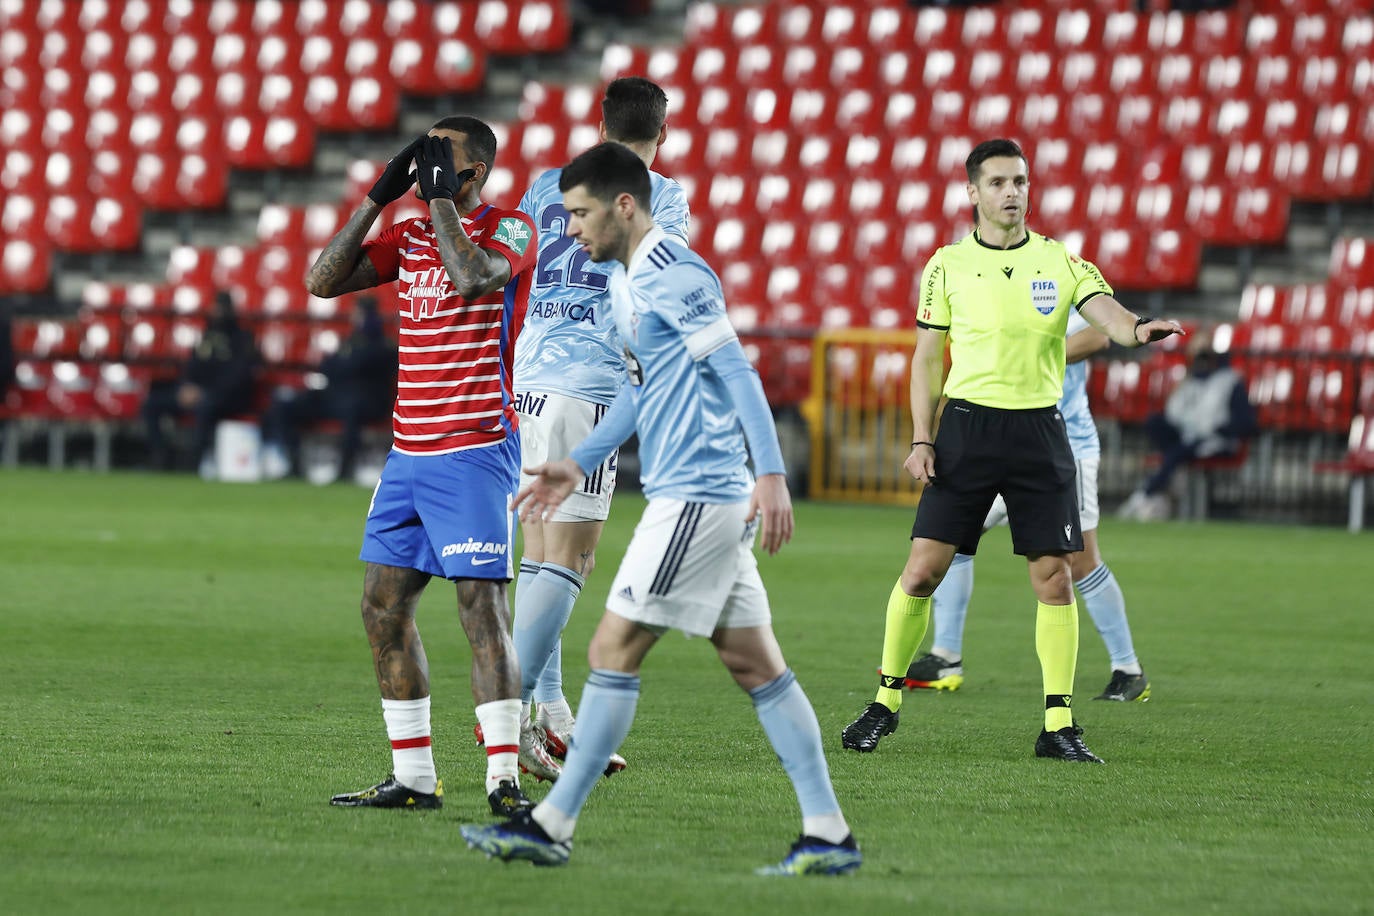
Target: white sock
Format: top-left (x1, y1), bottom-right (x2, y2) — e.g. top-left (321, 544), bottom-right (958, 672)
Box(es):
top-left (803, 813), bottom-right (852, 845)
top-left (532, 801), bottom-right (577, 843)
top-left (475, 698), bottom-right (521, 793)
top-left (381, 697), bottom-right (437, 794)
top-left (931, 646), bottom-right (962, 664)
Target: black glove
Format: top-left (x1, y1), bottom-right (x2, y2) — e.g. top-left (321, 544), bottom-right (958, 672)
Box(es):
top-left (366, 138), bottom-right (422, 206)
top-left (414, 135), bottom-right (476, 202)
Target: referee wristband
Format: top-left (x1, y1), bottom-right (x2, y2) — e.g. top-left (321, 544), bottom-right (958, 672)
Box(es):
top-left (1133, 315), bottom-right (1154, 346)
top-left (910, 441), bottom-right (935, 450)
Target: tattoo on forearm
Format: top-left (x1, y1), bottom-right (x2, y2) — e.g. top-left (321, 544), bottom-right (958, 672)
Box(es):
top-left (307, 202), bottom-right (381, 296)
top-left (430, 201), bottom-right (496, 296)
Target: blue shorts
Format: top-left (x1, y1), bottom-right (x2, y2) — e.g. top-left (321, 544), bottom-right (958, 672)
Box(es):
top-left (360, 438), bottom-right (519, 580)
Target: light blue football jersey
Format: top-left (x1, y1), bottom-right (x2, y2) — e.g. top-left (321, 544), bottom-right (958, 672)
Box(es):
top-left (514, 167), bottom-right (691, 405)
top-left (1061, 310), bottom-right (1101, 460)
top-left (609, 226), bottom-right (753, 502)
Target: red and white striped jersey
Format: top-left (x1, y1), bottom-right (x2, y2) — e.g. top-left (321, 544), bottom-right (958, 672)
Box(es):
top-left (363, 203), bottom-right (536, 455)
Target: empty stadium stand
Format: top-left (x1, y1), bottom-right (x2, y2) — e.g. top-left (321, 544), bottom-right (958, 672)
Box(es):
top-left (2, 0), bottom-right (1372, 523)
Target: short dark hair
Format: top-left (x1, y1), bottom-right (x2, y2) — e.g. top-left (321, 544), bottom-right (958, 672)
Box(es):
top-left (601, 77), bottom-right (668, 144)
top-left (559, 142), bottom-right (652, 211)
top-left (966, 139), bottom-right (1026, 183)
top-left (430, 115), bottom-right (498, 170)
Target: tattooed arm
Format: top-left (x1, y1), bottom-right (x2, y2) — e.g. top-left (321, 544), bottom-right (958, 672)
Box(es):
top-left (304, 199), bottom-right (385, 298)
top-left (428, 199), bottom-right (512, 299)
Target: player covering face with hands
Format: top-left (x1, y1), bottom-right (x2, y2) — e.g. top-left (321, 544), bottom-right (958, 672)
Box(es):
top-left (459, 143), bottom-right (859, 876)
top-left (306, 117), bottom-right (543, 818)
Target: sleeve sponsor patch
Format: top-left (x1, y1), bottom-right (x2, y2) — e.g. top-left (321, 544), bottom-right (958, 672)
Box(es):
top-left (492, 216), bottom-right (532, 254)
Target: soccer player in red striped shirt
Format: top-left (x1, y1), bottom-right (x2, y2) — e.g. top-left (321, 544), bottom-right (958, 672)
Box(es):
top-left (306, 116), bottom-right (541, 816)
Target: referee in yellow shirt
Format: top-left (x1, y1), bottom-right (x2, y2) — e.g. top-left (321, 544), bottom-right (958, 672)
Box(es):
top-left (841, 139), bottom-right (1183, 762)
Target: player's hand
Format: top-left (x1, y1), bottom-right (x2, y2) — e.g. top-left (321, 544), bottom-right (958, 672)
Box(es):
top-left (414, 136), bottom-right (475, 202)
top-left (904, 442), bottom-right (936, 483)
top-left (513, 458), bottom-right (583, 522)
top-left (747, 473), bottom-right (794, 556)
top-left (1136, 318), bottom-right (1186, 345)
top-left (366, 137), bottom-right (421, 206)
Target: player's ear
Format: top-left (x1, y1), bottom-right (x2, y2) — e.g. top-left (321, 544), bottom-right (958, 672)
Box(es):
top-left (615, 191), bottom-right (636, 217)
top-left (599, 120), bottom-right (608, 141)
top-left (965, 181), bottom-right (977, 205)
top-left (656, 123), bottom-right (666, 148)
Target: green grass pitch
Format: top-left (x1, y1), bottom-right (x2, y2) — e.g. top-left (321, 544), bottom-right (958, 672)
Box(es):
top-left (1, 468), bottom-right (1371, 914)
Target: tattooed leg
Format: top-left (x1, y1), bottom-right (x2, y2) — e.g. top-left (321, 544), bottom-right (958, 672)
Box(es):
top-left (456, 578), bottom-right (520, 705)
top-left (360, 562), bottom-right (432, 700)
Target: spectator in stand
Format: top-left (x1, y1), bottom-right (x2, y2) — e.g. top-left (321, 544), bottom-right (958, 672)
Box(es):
top-left (140, 290), bottom-right (259, 472)
top-left (1119, 329), bottom-right (1256, 521)
top-left (260, 296), bottom-right (396, 483)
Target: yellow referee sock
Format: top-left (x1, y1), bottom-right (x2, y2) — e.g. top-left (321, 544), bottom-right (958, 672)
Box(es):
top-left (1036, 600), bottom-right (1079, 732)
top-left (875, 581), bottom-right (930, 712)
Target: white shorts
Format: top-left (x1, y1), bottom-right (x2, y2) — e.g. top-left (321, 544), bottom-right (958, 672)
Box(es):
top-left (984, 455), bottom-right (1100, 532)
top-left (516, 390), bottom-right (617, 522)
top-left (606, 498), bottom-right (772, 638)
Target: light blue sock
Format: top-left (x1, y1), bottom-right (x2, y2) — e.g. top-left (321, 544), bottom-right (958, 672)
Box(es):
top-left (515, 559), bottom-right (541, 597)
top-left (1075, 563), bottom-right (1139, 671)
top-left (534, 637), bottom-right (564, 706)
top-left (513, 563), bottom-right (583, 703)
top-left (930, 552), bottom-right (975, 657)
top-left (543, 669), bottom-right (639, 819)
top-left (750, 669), bottom-right (841, 819)
top-left (513, 560), bottom-right (541, 697)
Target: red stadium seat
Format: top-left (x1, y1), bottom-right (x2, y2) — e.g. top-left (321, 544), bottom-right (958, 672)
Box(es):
top-left (1330, 237), bottom-right (1374, 290)
top-left (4, 359), bottom-right (57, 425)
top-left (1313, 414), bottom-right (1374, 532)
top-left (1013, 51), bottom-right (1057, 95)
top-left (94, 362), bottom-right (152, 424)
top-left (257, 321), bottom-right (310, 368)
top-left (77, 311), bottom-right (125, 362)
top-left (1157, 93), bottom-right (1213, 145)
top-left (1191, 10), bottom-right (1244, 56)
top-left (390, 36), bottom-right (485, 94)
top-left (1246, 14), bottom-right (1289, 56)
top-left (1131, 182), bottom-right (1188, 233)
top-left (1148, 230), bottom-right (1203, 289)
top-left (1299, 55), bottom-right (1348, 106)
top-left (1035, 184), bottom-right (1084, 239)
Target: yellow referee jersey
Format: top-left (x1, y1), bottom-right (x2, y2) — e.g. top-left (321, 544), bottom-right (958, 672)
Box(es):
top-left (916, 230), bottom-right (1113, 409)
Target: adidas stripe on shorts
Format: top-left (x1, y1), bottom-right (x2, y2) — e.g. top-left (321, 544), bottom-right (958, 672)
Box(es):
top-left (606, 498), bottom-right (771, 638)
top-left (516, 390), bottom-right (617, 522)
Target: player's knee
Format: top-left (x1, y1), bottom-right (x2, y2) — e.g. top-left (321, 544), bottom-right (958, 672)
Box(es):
top-left (456, 582), bottom-right (511, 634)
top-left (1030, 562), bottom-right (1074, 604)
top-left (898, 567), bottom-right (939, 597)
top-left (359, 591), bottom-right (410, 639)
top-left (1067, 551), bottom-right (1096, 582)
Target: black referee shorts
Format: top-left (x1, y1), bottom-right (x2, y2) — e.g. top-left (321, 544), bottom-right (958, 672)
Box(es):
top-left (912, 399), bottom-right (1083, 557)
